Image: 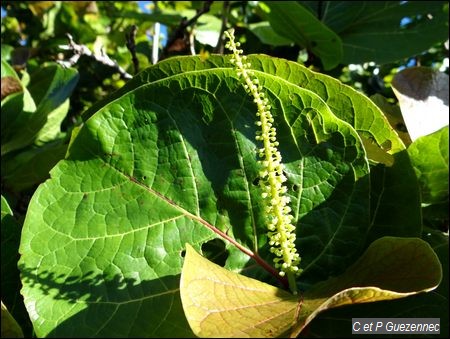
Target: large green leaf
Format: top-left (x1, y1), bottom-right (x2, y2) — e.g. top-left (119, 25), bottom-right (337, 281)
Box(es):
top-left (264, 1), bottom-right (343, 70)
top-left (19, 55), bottom-right (372, 337)
top-left (304, 1), bottom-right (448, 65)
top-left (408, 126), bottom-right (449, 205)
top-left (84, 55), bottom-right (404, 158)
top-left (180, 238), bottom-right (441, 338)
top-left (1, 63), bottom-right (78, 155)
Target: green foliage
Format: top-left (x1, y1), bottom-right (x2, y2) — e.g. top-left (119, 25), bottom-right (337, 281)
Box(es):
top-left (1, 1), bottom-right (448, 338)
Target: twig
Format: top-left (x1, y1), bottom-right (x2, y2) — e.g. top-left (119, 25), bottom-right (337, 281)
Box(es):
top-left (162, 0), bottom-right (213, 58)
top-left (58, 33), bottom-right (132, 79)
top-left (152, 0), bottom-right (161, 64)
top-left (152, 22), bottom-right (161, 64)
top-left (126, 25), bottom-right (139, 73)
top-left (214, 1), bottom-right (230, 54)
top-left (189, 30), bottom-right (196, 55)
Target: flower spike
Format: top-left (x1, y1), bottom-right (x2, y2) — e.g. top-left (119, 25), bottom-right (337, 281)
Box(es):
top-left (224, 29), bottom-right (301, 294)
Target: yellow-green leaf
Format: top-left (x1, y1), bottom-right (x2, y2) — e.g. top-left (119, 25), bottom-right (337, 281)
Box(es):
top-left (180, 244), bottom-right (300, 338)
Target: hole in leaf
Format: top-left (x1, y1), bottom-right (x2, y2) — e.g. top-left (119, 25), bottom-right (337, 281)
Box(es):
top-left (292, 184), bottom-right (298, 192)
top-left (180, 249), bottom-right (186, 258)
top-left (396, 123), bottom-right (408, 133)
top-left (143, 176), bottom-right (147, 180)
top-left (252, 177), bottom-right (260, 186)
top-left (201, 239), bottom-right (229, 267)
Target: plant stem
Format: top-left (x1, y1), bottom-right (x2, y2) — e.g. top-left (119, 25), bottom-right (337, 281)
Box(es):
top-left (287, 271), bottom-right (298, 295)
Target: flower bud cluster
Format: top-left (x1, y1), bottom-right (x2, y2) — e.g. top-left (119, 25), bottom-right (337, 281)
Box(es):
top-left (224, 30), bottom-right (301, 277)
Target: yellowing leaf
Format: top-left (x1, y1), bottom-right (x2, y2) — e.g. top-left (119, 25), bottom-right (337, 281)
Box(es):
top-left (181, 237), bottom-right (442, 338)
top-left (290, 237), bottom-right (442, 337)
top-left (180, 244), bottom-right (300, 338)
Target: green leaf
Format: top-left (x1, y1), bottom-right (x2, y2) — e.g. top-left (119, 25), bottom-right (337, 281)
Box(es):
top-left (1, 44), bottom-right (14, 62)
top-left (181, 237), bottom-right (442, 338)
top-left (180, 244), bottom-right (300, 338)
top-left (1, 63), bottom-right (78, 155)
top-left (265, 1), bottom-right (343, 70)
top-left (84, 55), bottom-right (404, 158)
top-left (19, 55), bottom-right (371, 336)
top-left (195, 14), bottom-right (222, 47)
top-left (367, 150), bottom-right (422, 243)
top-left (313, 1), bottom-right (449, 65)
top-left (392, 67), bottom-right (449, 141)
top-left (248, 21), bottom-right (294, 46)
top-left (1, 196), bottom-right (22, 301)
top-left (1, 138), bottom-right (68, 192)
top-left (1, 59), bottom-right (20, 79)
top-left (290, 236), bottom-right (442, 337)
top-left (1, 196), bottom-right (31, 337)
top-left (370, 93), bottom-right (412, 147)
top-left (408, 126), bottom-right (449, 205)
top-left (35, 98), bottom-right (70, 144)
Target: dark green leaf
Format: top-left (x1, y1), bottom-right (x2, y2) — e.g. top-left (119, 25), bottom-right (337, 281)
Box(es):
top-left (367, 150), bottom-right (422, 244)
top-left (2, 138), bottom-right (68, 192)
top-left (315, 1), bottom-right (449, 65)
top-left (1, 196), bottom-right (31, 337)
top-left (265, 1), bottom-right (343, 70)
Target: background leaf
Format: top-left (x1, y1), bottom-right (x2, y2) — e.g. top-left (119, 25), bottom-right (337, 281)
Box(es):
top-left (265, 1), bottom-right (343, 70)
top-left (304, 1), bottom-right (449, 65)
top-left (1, 138), bottom-right (69, 192)
top-left (1, 63), bottom-right (78, 155)
top-left (1, 196), bottom-right (32, 337)
top-left (248, 22), bottom-right (294, 47)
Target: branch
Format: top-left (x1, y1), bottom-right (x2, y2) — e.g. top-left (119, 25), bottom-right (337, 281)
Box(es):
top-left (214, 1), bottom-right (230, 54)
top-left (58, 33), bottom-right (132, 80)
top-left (162, 0), bottom-right (213, 58)
top-left (126, 25), bottom-right (139, 74)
